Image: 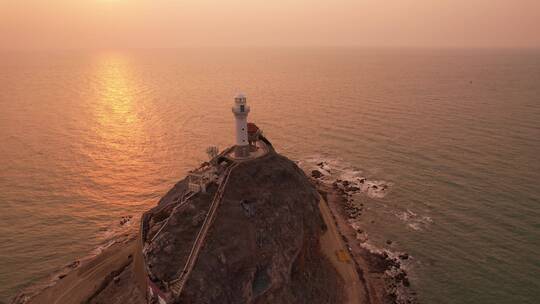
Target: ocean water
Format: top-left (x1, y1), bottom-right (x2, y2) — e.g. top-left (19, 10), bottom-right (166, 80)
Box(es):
top-left (0, 48), bottom-right (539, 303)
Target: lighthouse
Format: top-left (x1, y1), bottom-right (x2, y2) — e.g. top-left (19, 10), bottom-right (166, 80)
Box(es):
top-left (232, 93), bottom-right (250, 158)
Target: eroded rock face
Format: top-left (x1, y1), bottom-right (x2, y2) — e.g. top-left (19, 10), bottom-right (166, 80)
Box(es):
top-left (144, 152), bottom-right (345, 304)
top-left (144, 186), bottom-right (216, 285)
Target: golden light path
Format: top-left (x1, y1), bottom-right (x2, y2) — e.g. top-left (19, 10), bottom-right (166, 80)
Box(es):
top-left (94, 53), bottom-right (141, 151)
top-left (88, 53), bottom-right (150, 205)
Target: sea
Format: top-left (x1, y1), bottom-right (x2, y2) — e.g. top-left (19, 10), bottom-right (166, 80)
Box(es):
top-left (0, 48), bottom-right (539, 303)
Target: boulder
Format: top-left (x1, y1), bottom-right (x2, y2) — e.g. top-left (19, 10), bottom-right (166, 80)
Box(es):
top-left (311, 170), bottom-right (323, 178)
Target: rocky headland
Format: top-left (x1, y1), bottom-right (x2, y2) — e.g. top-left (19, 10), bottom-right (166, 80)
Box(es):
top-left (12, 146), bottom-right (417, 304)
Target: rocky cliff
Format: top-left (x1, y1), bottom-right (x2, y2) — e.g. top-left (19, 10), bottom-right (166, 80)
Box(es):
top-left (12, 147), bottom-right (415, 304)
top-left (143, 151), bottom-right (345, 303)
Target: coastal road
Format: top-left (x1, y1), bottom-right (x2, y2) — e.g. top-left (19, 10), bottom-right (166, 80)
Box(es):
top-left (319, 198), bottom-right (366, 304)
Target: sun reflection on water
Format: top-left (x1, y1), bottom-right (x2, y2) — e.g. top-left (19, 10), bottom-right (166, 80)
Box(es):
top-left (86, 53), bottom-right (152, 207)
top-left (95, 53), bottom-right (138, 135)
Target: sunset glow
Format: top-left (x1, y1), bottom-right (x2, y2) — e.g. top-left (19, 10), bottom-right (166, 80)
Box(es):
top-left (1, 1), bottom-right (540, 303)
top-left (1, 0), bottom-right (540, 50)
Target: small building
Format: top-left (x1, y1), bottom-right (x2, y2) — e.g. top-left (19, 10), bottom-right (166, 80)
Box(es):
top-left (187, 167), bottom-right (217, 193)
top-left (247, 123), bottom-right (262, 149)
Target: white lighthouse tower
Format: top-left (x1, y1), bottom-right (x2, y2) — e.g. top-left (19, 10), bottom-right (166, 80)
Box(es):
top-left (232, 93), bottom-right (250, 158)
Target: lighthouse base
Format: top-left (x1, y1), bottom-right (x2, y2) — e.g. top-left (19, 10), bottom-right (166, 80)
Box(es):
top-left (234, 145), bottom-right (250, 158)
top-left (227, 140), bottom-right (270, 162)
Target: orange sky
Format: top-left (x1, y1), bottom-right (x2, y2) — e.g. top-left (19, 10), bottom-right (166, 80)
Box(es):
top-left (1, 0), bottom-right (539, 50)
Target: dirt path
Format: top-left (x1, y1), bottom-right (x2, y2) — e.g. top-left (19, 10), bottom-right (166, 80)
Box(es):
top-left (319, 197), bottom-right (366, 304)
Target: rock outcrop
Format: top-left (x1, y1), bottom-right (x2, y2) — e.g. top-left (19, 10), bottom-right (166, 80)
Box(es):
top-left (143, 151), bottom-right (345, 303)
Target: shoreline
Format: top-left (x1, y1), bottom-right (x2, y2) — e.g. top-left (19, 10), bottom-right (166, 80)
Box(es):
top-left (318, 197), bottom-right (364, 304)
top-left (315, 181), bottom-right (416, 304)
top-left (12, 168), bottom-right (416, 304)
top-left (11, 230), bottom-right (145, 304)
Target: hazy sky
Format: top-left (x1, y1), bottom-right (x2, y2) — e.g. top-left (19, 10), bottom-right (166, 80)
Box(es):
top-left (1, 0), bottom-right (539, 50)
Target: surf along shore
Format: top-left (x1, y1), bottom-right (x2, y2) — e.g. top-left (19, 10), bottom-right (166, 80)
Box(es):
top-left (12, 162), bottom-right (416, 304)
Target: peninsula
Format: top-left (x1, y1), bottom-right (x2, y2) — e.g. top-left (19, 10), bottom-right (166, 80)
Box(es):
top-left (12, 95), bottom-right (415, 304)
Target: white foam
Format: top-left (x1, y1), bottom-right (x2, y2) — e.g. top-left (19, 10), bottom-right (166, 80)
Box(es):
top-left (303, 155), bottom-right (433, 236)
top-left (300, 155), bottom-right (392, 199)
top-left (395, 210), bottom-right (433, 231)
top-left (407, 223), bottom-right (422, 231)
top-left (422, 216), bottom-right (433, 223)
top-left (359, 241), bottom-right (385, 255)
top-left (97, 215), bottom-right (136, 241)
top-left (360, 241), bottom-right (404, 262)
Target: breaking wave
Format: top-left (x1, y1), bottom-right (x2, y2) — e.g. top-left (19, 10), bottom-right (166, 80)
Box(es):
top-left (394, 209), bottom-right (433, 231)
top-left (298, 155), bottom-right (393, 199)
top-left (298, 155), bottom-right (433, 233)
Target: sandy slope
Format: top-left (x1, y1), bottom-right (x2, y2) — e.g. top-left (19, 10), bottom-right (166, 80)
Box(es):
top-left (18, 239), bottom-right (144, 304)
top-left (319, 198), bottom-right (365, 304)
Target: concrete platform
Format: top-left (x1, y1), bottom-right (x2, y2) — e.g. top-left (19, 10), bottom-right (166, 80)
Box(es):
top-left (227, 140), bottom-right (269, 161)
